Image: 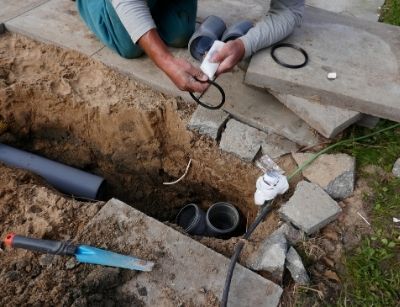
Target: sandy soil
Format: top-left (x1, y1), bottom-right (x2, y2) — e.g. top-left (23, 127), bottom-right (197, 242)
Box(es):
top-left (0, 32), bottom-right (373, 306)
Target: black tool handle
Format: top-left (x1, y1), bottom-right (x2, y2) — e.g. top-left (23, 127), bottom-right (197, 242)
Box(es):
top-left (4, 233), bottom-right (77, 256)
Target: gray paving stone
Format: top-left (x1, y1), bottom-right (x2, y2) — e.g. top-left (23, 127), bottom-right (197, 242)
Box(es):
top-left (80, 198), bottom-right (283, 307)
top-left (261, 133), bottom-right (298, 159)
top-left (187, 106), bottom-right (229, 140)
top-left (93, 48), bottom-right (319, 147)
top-left (392, 158), bottom-right (400, 178)
top-left (279, 181), bottom-right (342, 235)
top-left (357, 114), bottom-right (380, 129)
top-left (0, 0), bottom-right (48, 23)
top-left (5, 0), bottom-right (104, 56)
top-left (272, 92), bottom-right (361, 139)
top-left (219, 119), bottom-right (264, 162)
top-left (246, 6), bottom-right (400, 123)
top-left (286, 247), bottom-right (310, 285)
top-left (293, 153), bottom-right (356, 199)
top-left (245, 231), bottom-right (288, 281)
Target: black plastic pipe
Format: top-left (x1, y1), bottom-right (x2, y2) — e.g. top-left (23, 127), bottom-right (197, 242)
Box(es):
top-left (0, 143), bottom-right (105, 199)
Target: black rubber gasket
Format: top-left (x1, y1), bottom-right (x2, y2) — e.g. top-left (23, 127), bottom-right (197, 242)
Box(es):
top-left (190, 78), bottom-right (225, 110)
top-left (271, 43), bottom-right (308, 69)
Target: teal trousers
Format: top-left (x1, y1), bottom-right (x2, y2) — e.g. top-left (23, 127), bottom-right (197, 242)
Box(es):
top-left (77, 0), bottom-right (197, 59)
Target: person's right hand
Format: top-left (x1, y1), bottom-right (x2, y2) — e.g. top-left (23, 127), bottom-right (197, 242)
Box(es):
top-left (163, 57), bottom-right (209, 93)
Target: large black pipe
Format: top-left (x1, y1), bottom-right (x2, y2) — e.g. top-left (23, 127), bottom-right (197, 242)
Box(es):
top-left (0, 143), bottom-right (105, 199)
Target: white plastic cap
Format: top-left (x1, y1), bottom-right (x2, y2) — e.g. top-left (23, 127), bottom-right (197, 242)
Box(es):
top-left (200, 40), bottom-right (225, 79)
top-left (254, 170), bottom-right (289, 205)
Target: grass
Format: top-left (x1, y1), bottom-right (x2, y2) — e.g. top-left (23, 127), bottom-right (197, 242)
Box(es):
top-left (380, 0), bottom-right (400, 26)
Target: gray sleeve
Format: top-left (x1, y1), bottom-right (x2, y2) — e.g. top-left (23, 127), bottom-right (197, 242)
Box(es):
top-left (112, 0), bottom-right (156, 43)
top-left (239, 0), bottom-right (305, 58)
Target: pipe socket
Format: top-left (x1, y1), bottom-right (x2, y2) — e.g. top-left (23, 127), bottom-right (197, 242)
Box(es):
top-left (176, 203), bottom-right (206, 235)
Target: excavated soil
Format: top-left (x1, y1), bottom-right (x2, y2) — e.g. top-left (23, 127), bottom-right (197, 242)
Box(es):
top-left (0, 33), bottom-right (373, 306)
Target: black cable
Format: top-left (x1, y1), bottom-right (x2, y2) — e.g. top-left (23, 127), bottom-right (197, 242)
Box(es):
top-left (220, 201), bottom-right (273, 307)
top-left (189, 78), bottom-right (225, 110)
top-left (271, 43), bottom-right (308, 69)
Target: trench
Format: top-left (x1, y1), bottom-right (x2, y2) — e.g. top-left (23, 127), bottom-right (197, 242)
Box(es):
top-left (0, 33), bottom-right (264, 246)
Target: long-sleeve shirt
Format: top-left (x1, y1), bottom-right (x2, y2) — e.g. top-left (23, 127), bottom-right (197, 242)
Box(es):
top-left (111, 0), bottom-right (305, 58)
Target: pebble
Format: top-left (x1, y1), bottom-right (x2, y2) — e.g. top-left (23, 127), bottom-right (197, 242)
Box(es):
top-left (39, 254), bottom-right (54, 267)
top-left (65, 258), bottom-right (78, 270)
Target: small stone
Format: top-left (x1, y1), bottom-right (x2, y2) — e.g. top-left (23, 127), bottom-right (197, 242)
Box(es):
top-left (187, 106), bottom-right (229, 140)
top-left (274, 223), bottom-right (305, 245)
top-left (285, 247), bottom-right (310, 285)
top-left (65, 258), bottom-right (78, 270)
top-left (39, 254), bottom-right (55, 267)
top-left (392, 158), bottom-right (400, 178)
top-left (245, 231), bottom-right (288, 281)
top-left (292, 153), bottom-right (356, 199)
top-left (279, 181), bottom-right (342, 235)
top-left (25, 265), bottom-right (32, 273)
top-left (327, 72), bottom-right (337, 80)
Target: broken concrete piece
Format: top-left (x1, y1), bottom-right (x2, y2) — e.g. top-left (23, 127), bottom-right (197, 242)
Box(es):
top-left (261, 133), bottom-right (298, 159)
top-left (357, 114), bottom-right (380, 129)
top-left (80, 199), bottom-right (283, 307)
top-left (219, 119), bottom-right (263, 161)
top-left (246, 6), bottom-right (400, 123)
top-left (275, 222), bottom-right (305, 245)
top-left (272, 93), bottom-right (361, 139)
top-left (286, 247), bottom-right (310, 285)
top-left (187, 106), bottom-right (229, 140)
top-left (292, 153), bottom-right (356, 199)
top-left (392, 158), bottom-right (400, 178)
top-left (279, 181), bottom-right (342, 235)
top-left (245, 231), bottom-right (288, 281)
top-left (5, 0), bottom-right (104, 56)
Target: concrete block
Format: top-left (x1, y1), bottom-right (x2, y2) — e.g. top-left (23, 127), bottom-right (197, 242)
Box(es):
top-left (219, 119), bottom-right (263, 162)
top-left (245, 231), bottom-right (288, 281)
top-left (5, 0), bottom-right (104, 56)
top-left (392, 158), bottom-right (400, 178)
top-left (93, 48), bottom-right (319, 147)
top-left (0, 0), bottom-right (48, 23)
top-left (187, 106), bottom-right (229, 140)
top-left (80, 198), bottom-right (283, 307)
top-left (286, 247), bottom-right (310, 285)
top-left (246, 6), bottom-right (400, 123)
top-left (272, 92), bottom-right (361, 139)
top-left (357, 114), bottom-right (380, 129)
top-left (293, 153), bottom-right (356, 199)
top-left (279, 181), bottom-right (342, 235)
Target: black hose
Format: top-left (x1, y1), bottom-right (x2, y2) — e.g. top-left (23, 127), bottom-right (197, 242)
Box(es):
top-left (220, 201), bottom-right (273, 307)
top-left (189, 78), bottom-right (225, 110)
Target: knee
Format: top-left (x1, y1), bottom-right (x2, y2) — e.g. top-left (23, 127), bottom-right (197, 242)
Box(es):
top-left (117, 45), bottom-right (144, 59)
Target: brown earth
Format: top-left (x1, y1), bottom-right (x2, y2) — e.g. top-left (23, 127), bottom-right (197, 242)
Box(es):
top-left (0, 32), bottom-right (373, 306)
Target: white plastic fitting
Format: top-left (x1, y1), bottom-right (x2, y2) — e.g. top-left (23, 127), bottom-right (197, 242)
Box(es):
top-left (200, 40), bottom-right (225, 79)
top-left (254, 170), bottom-right (289, 205)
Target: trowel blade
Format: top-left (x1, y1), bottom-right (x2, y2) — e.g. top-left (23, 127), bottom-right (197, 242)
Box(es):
top-left (75, 245), bottom-right (154, 272)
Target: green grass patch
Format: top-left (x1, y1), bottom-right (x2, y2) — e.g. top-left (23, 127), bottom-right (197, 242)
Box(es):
top-left (380, 0), bottom-right (400, 26)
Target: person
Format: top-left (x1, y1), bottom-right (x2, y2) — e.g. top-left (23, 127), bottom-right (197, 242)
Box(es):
top-left (76, 0), bottom-right (305, 93)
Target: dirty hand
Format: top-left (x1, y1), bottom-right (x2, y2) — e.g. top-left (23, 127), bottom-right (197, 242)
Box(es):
top-left (212, 39), bottom-right (245, 76)
top-left (164, 57), bottom-right (209, 93)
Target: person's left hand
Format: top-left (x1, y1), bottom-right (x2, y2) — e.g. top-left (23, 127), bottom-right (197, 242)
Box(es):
top-left (211, 39), bottom-right (245, 76)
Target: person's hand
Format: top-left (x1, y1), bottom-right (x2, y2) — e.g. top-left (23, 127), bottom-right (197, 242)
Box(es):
top-left (163, 57), bottom-right (209, 93)
top-left (211, 39), bottom-right (245, 76)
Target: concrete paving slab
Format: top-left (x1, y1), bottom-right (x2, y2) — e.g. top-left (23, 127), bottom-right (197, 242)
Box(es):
top-left (293, 153), bottom-right (356, 199)
top-left (0, 0), bottom-right (48, 23)
top-left (279, 181), bottom-right (342, 235)
top-left (5, 0), bottom-right (104, 56)
top-left (80, 198), bottom-right (283, 307)
top-left (306, 0), bottom-right (383, 22)
top-left (187, 106), bottom-right (230, 140)
top-left (93, 48), bottom-right (319, 146)
top-left (272, 92), bottom-right (361, 139)
top-left (246, 6), bottom-right (400, 122)
top-left (219, 119), bottom-right (264, 162)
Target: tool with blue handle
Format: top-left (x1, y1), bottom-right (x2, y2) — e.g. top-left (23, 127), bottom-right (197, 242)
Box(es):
top-left (3, 233), bottom-right (154, 272)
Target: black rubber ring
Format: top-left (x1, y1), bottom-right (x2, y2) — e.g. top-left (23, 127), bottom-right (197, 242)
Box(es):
top-left (189, 78), bottom-right (225, 110)
top-left (271, 43), bottom-right (308, 69)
